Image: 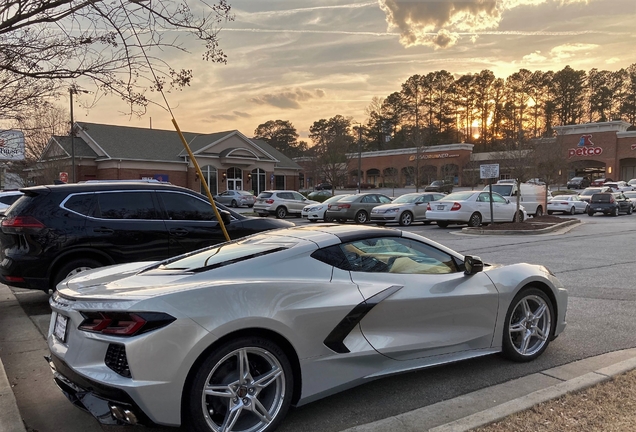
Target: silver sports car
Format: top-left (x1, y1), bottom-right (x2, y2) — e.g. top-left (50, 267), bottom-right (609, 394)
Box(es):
top-left (46, 224), bottom-right (567, 432)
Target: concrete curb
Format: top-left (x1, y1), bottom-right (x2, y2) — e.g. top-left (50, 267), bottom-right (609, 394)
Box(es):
top-left (339, 350), bottom-right (636, 432)
top-left (461, 219), bottom-right (580, 235)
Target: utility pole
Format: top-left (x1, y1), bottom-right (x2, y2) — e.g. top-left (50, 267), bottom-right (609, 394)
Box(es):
top-left (69, 86), bottom-right (89, 183)
top-left (357, 125), bottom-right (362, 194)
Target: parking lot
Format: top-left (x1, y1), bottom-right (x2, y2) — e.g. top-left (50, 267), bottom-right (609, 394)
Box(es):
top-left (2, 208), bottom-right (635, 432)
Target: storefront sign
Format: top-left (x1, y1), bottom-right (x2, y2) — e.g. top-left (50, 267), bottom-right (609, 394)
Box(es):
top-left (568, 134), bottom-right (603, 158)
top-left (0, 130), bottom-right (25, 160)
top-left (409, 153), bottom-right (459, 161)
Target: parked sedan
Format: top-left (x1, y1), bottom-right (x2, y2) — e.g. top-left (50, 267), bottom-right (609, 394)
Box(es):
top-left (370, 192), bottom-right (445, 226)
top-left (590, 177), bottom-right (613, 187)
top-left (603, 181), bottom-right (634, 192)
top-left (587, 192), bottom-right (633, 216)
top-left (578, 186), bottom-right (612, 203)
top-left (325, 193), bottom-right (392, 224)
top-left (547, 195), bottom-right (589, 215)
top-left (213, 190), bottom-right (255, 208)
top-left (426, 190), bottom-right (526, 228)
top-left (302, 194), bottom-right (351, 222)
top-left (47, 224), bottom-right (567, 432)
top-left (623, 191), bottom-right (636, 209)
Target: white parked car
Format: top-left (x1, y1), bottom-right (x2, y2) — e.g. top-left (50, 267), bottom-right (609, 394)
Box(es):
top-left (426, 190), bottom-right (527, 228)
top-left (370, 192), bottom-right (445, 226)
top-left (603, 181), bottom-right (634, 192)
top-left (623, 191), bottom-right (636, 210)
top-left (547, 195), bottom-right (589, 215)
top-left (254, 190), bottom-right (318, 219)
top-left (302, 194), bottom-right (350, 222)
top-left (0, 190), bottom-right (23, 213)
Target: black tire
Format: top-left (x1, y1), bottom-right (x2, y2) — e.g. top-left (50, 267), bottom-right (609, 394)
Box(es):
top-left (309, 219), bottom-right (317, 223)
top-left (423, 221), bottom-right (432, 225)
top-left (376, 222), bottom-right (386, 226)
top-left (231, 200), bottom-right (238, 208)
top-left (547, 210), bottom-right (553, 215)
top-left (399, 211), bottom-right (413, 226)
top-left (612, 207), bottom-right (619, 217)
top-left (569, 206), bottom-right (575, 215)
top-left (324, 215), bottom-right (334, 223)
top-left (276, 206), bottom-right (288, 219)
top-left (588, 211), bottom-right (594, 217)
top-left (248, 205), bottom-right (254, 208)
top-left (437, 221), bottom-right (449, 228)
top-left (467, 212), bottom-right (482, 227)
top-left (534, 206), bottom-right (544, 217)
top-left (501, 288), bottom-right (554, 362)
top-left (354, 210), bottom-right (368, 224)
top-left (258, 213), bottom-right (268, 217)
top-left (53, 258), bottom-right (101, 290)
top-left (186, 336), bottom-right (293, 432)
top-left (628, 206), bottom-right (633, 215)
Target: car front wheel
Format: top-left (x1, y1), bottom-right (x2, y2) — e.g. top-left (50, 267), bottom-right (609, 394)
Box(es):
top-left (501, 288), bottom-right (554, 362)
top-left (186, 337), bottom-right (293, 432)
top-left (399, 211), bottom-right (413, 226)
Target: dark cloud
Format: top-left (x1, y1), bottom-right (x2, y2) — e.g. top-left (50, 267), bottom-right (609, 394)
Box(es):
top-left (207, 111), bottom-right (252, 122)
top-left (250, 88), bottom-right (326, 110)
top-left (378, 0), bottom-right (500, 48)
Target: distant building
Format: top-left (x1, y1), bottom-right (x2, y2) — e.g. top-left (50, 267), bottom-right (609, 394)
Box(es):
top-left (36, 122), bottom-right (303, 195)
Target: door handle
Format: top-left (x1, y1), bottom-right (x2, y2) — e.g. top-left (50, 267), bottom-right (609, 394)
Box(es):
top-left (93, 228), bottom-right (114, 234)
top-left (169, 228), bottom-right (189, 236)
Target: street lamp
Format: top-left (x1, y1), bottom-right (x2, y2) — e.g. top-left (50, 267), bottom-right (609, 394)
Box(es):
top-left (69, 86), bottom-right (88, 183)
top-left (354, 123), bottom-right (363, 194)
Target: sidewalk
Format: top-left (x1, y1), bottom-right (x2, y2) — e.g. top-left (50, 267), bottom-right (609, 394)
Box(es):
top-left (2, 281), bottom-right (636, 432)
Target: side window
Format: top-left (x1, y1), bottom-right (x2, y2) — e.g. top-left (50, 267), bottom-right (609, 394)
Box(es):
top-left (158, 192), bottom-right (217, 221)
top-left (63, 193), bottom-right (96, 216)
top-left (478, 192), bottom-right (491, 202)
top-left (96, 192), bottom-right (158, 220)
top-left (362, 195), bottom-right (378, 203)
top-left (492, 194), bottom-right (507, 203)
top-left (379, 195), bottom-right (392, 203)
top-left (338, 237), bottom-right (458, 274)
top-left (292, 192), bottom-right (304, 201)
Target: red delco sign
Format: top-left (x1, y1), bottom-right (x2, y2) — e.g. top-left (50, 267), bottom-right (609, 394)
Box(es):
top-left (568, 134), bottom-right (603, 158)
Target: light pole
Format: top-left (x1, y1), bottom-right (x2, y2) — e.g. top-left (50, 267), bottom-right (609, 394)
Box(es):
top-left (69, 86), bottom-right (88, 183)
top-left (354, 123), bottom-right (363, 194)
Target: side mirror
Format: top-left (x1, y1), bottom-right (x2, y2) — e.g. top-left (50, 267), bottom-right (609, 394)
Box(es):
top-left (505, 198), bottom-right (510, 204)
top-left (219, 209), bottom-right (231, 225)
top-left (464, 255), bottom-right (484, 275)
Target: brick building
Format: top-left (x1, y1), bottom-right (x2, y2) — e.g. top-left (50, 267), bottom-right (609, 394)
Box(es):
top-left (38, 122), bottom-right (303, 195)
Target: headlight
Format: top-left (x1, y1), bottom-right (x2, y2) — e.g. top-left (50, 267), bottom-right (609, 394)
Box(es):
top-left (386, 208), bottom-right (399, 214)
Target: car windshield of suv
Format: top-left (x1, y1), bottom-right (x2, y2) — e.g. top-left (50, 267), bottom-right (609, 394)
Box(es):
top-left (441, 191), bottom-right (475, 201)
top-left (392, 194), bottom-right (422, 204)
top-left (489, 185), bottom-right (513, 196)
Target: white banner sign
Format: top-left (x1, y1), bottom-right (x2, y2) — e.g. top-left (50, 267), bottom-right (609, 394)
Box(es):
top-left (480, 163), bottom-right (499, 179)
top-left (0, 130), bottom-right (25, 161)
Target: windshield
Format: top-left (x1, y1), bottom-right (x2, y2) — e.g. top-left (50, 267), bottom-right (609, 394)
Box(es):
top-left (323, 195), bottom-right (347, 204)
top-left (570, 177), bottom-right (583, 181)
top-left (581, 188), bottom-right (602, 196)
top-left (441, 191), bottom-right (475, 201)
top-left (489, 185), bottom-right (513, 196)
top-left (392, 193), bottom-right (421, 204)
top-left (624, 192), bottom-right (636, 198)
top-left (238, 191), bottom-right (253, 196)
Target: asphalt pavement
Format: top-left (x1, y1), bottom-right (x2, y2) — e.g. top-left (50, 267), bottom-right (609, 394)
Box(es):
top-left (2, 204), bottom-right (636, 432)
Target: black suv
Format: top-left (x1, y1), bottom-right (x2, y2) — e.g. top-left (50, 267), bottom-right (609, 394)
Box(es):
top-left (0, 182), bottom-right (293, 292)
top-left (587, 192), bottom-right (633, 217)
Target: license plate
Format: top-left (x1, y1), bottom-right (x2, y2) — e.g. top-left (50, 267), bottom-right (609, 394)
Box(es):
top-left (596, 207), bottom-right (602, 211)
top-left (437, 205), bottom-right (445, 210)
top-left (54, 313), bottom-right (68, 343)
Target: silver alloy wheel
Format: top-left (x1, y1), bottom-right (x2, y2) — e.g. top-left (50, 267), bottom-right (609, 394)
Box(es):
top-left (399, 211), bottom-right (412, 226)
top-left (467, 212), bottom-right (481, 227)
top-left (355, 210), bottom-right (368, 224)
top-left (507, 294), bottom-right (552, 357)
top-left (201, 347), bottom-right (286, 432)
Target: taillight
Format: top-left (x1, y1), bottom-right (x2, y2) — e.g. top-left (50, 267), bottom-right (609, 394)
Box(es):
top-left (339, 204), bottom-right (351, 209)
top-left (265, 199), bottom-right (274, 204)
top-left (609, 197), bottom-right (615, 203)
top-left (451, 202), bottom-right (461, 211)
top-left (79, 312), bottom-right (175, 337)
top-left (560, 202), bottom-right (568, 205)
top-left (427, 203), bottom-right (431, 211)
top-left (1, 216), bottom-right (45, 229)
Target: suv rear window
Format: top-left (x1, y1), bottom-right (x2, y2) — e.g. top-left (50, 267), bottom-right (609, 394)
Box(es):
top-left (258, 192), bottom-right (273, 199)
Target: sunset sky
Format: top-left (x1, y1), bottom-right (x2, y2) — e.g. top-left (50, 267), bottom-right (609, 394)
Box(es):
top-left (69, 0), bottom-right (636, 142)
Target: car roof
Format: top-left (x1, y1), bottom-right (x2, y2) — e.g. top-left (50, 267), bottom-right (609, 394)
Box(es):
top-left (20, 181), bottom-right (193, 194)
top-left (266, 223), bottom-right (403, 245)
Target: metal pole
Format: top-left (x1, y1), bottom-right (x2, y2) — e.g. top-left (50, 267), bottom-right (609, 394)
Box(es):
top-left (70, 88), bottom-right (75, 183)
top-left (357, 126), bottom-right (362, 194)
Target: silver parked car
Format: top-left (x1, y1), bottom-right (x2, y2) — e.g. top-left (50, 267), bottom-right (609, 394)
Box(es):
top-left (254, 190), bottom-right (317, 218)
top-left (302, 194), bottom-right (351, 222)
top-left (47, 224), bottom-right (567, 432)
top-left (370, 192), bottom-right (445, 226)
top-left (213, 190), bottom-right (256, 208)
top-left (325, 192), bottom-right (392, 224)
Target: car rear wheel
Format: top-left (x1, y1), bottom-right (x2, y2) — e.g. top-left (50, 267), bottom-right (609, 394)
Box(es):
top-left (355, 210), bottom-right (368, 224)
top-left (569, 206), bottom-right (576, 215)
top-left (612, 207), bottom-right (619, 217)
top-left (588, 211), bottom-right (594, 217)
top-left (628, 206), bottom-right (633, 215)
top-left (501, 288), bottom-right (554, 362)
top-left (534, 206), bottom-right (544, 217)
top-left (53, 258), bottom-right (101, 290)
top-left (186, 336), bottom-right (293, 432)
top-left (231, 200), bottom-right (238, 208)
top-left (323, 215), bottom-right (334, 223)
top-left (276, 207), bottom-right (288, 219)
top-left (399, 211), bottom-right (413, 226)
top-left (467, 212), bottom-right (482, 227)
top-left (547, 210), bottom-right (553, 215)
